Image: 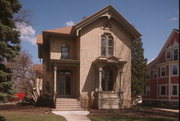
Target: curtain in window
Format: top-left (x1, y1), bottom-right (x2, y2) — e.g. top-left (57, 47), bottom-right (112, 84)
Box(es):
top-left (101, 33), bottom-right (114, 56)
top-left (61, 43), bottom-right (69, 59)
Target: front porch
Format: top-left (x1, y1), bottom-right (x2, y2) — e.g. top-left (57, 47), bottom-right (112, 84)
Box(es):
top-left (51, 56), bottom-right (127, 110)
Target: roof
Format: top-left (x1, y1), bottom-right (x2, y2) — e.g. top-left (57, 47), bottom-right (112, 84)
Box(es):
top-left (36, 34), bottom-right (43, 44)
top-left (75, 5), bottom-right (141, 39)
top-left (44, 26), bottom-right (73, 35)
top-left (30, 64), bottom-right (42, 72)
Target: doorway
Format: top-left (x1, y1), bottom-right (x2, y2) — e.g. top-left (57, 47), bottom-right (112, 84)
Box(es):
top-left (58, 70), bottom-right (72, 97)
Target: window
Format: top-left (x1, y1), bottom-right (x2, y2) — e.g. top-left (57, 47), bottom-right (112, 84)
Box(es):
top-left (146, 71), bottom-right (150, 80)
top-left (171, 85), bottom-right (178, 96)
top-left (166, 50), bottom-right (171, 60)
top-left (159, 85), bottom-right (167, 96)
top-left (101, 33), bottom-right (114, 56)
top-left (153, 70), bottom-right (157, 80)
top-left (61, 43), bottom-right (69, 59)
top-left (144, 86), bottom-right (150, 96)
top-left (172, 65), bottom-right (178, 75)
top-left (173, 49), bottom-right (179, 61)
top-left (160, 67), bottom-right (166, 77)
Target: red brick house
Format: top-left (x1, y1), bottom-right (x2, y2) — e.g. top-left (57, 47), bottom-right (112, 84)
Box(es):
top-left (143, 29), bottom-right (179, 106)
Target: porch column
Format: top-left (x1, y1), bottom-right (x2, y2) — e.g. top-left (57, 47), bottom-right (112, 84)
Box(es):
top-left (119, 68), bottom-right (123, 93)
top-left (98, 67), bottom-right (103, 91)
top-left (54, 66), bottom-right (57, 96)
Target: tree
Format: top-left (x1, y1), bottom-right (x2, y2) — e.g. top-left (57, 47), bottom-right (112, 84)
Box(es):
top-left (0, 0), bottom-right (22, 102)
top-left (7, 51), bottom-right (42, 103)
top-left (131, 38), bottom-right (147, 100)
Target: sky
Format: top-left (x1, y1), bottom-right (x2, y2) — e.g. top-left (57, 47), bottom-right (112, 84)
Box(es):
top-left (19, 0), bottom-right (179, 64)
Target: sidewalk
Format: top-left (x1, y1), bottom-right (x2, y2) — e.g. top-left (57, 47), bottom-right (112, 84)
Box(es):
top-left (52, 111), bottom-right (91, 121)
top-left (153, 108), bottom-right (179, 113)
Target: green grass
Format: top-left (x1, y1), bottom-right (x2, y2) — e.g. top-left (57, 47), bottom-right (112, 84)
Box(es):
top-left (89, 116), bottom-right (178, 121)
top-left (0, 112), bottom-right (66, 121)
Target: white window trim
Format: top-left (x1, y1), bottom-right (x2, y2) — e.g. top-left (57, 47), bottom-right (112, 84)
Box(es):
top-left (165, 49), bottom-right (171, 61)
top-left (173, 48), bottom-right (179, 61)
top-left (171, 84), bottom-right (179, 96)
top-left (160, 66), bottom-right (166, 77)
top-left (153, 70), bottom-right (157, 80)
top-left (145, 86), bottom-right (150, 96)
top-left (159, 85), bottom-right (168, 96)
top-left (171, 64), bottom-right (179, 76)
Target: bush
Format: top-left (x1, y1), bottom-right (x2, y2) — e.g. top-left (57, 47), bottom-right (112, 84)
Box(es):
top-left (36, 95), bottom-right (52, 107)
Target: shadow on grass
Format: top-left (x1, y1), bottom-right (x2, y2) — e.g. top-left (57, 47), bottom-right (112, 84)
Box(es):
top-left (0, 116), bottom-right (6, 121)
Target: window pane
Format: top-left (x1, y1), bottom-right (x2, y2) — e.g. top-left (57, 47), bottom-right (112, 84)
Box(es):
top-left (161, 86), bottom-right (166, 95)
top-left (172, 85), bottom-right (177, 95)
top-left (174, 49), bottom-right (178, 60)
top-left (166, 51), bottom-right (171, 59)
top-left (161, 67), bottom-right (166, 76)
top-left (61, 44), bottom-right (69, 59)
top-left (101, 33), bottom-right (113, 56)
top-left (172, 65), bottom-right (177, 75)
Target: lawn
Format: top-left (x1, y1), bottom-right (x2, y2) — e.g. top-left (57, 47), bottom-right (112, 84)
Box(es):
top-left (0, 105), bottom-right (66, 121)
top-left (0, 112), bottom-right (66, 121)
top-left (89, 116), bottom-right (178, 121)
top-left (88, 106), bottom-right (179, 121)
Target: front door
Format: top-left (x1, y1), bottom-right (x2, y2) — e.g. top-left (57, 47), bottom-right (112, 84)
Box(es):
top-left (58, 71), bottom-right (72, 97)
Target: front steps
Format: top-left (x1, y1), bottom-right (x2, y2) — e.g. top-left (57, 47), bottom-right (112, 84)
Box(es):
top-left (53, 98), bottom-right (84, 111)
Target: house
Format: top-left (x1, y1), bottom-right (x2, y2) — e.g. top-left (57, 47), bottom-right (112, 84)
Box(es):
top-left (36, 5), bottom-right (141, 109)
top-left (143, 29), bottom-right (179, 107)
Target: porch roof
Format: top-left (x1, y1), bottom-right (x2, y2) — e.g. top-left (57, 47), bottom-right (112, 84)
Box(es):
top-left (93, 56), bottom-right (127, 67)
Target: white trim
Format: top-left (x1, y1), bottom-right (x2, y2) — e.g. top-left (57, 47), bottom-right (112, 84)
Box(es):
top-left (171, 64), bottom-right (179, 76)
top-left (160, 66), bottom-right (166, 77)
top-left (171, 84), bottom-right (179, 96)
top-left (144, 86), bottom-right (150, 96)
top-left (165, 49), bottom-right (171, 61)
top-left (159, 85), bottom-right (168, 96)
top-left (153, 69), bottom-right (157, 80)
top-left (173, 47), bottom-right (179, 61)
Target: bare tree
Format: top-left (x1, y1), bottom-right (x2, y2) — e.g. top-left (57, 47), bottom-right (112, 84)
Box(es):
top-left (13, 8), bottom-right (32, 25)
top-left (7, 50), bottom-right (41, 103)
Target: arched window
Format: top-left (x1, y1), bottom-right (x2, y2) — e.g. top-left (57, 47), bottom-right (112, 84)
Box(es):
top-left (101, 33), bottom-right (114, 56)
top-left (61, 43), bottom-right (69, 59)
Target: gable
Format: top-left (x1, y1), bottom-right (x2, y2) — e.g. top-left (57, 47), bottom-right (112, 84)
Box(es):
top-left (148, 29), bottom-right (179, 66)
top-left (75, 5), bottom-right (141, 40)
top-left (158, 29), bottom-right (179, 60)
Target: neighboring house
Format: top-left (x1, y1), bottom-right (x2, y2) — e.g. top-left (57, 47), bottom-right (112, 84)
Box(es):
top-left (36, 5), bottom-right (141, 109)
top-left (143, 29), bottom-right (179, 107)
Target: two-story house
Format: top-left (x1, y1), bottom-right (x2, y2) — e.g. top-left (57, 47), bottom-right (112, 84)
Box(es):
top-left (143, 29), bottom-right (179, 107)
top-left (36, 5), bottom-right (141, 110)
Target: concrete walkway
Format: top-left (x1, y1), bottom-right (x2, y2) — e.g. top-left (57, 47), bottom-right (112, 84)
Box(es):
top-left (52, 111), bottom-right (91, 121)
top-left (153, 108), bottom-right (179, 113)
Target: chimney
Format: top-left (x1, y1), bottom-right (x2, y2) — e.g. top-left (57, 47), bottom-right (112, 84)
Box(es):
top-left (83, 17), bottom-right (87, 20)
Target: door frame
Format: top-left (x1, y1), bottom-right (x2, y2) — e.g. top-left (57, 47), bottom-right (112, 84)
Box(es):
top-left (57, 70), bottom-right (73, 98)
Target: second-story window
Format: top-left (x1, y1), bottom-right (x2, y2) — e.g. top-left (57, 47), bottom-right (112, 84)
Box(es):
top-left (172, 65), bottom-right (178, 76)
top-left (101, 33), bottom-right (114, 57)
top-left (61, 43), bottom-right (69, 59)
top-left (166, 50), bottom-right (171, 60)
top-left (160, 67), bottom-right (166, 77)
top-left (153, 70), bottom-right (157, 80)
top-left (173, 48), bottom-right (179, 61)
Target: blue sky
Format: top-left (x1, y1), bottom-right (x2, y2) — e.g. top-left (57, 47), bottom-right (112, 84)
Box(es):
top-left (19, 0), bottom-right (179, 64)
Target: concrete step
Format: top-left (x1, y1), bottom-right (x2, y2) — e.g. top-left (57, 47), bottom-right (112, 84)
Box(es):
top-left (55, 98), bottom-right (83, 111)
top-left (53, 108), bottom-right (84, 111)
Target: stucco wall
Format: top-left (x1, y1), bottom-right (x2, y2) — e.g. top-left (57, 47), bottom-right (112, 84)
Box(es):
top-left (50, 37), bottom-right (77, 60)
top-left (79, 18), bottom-right (132, 104)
